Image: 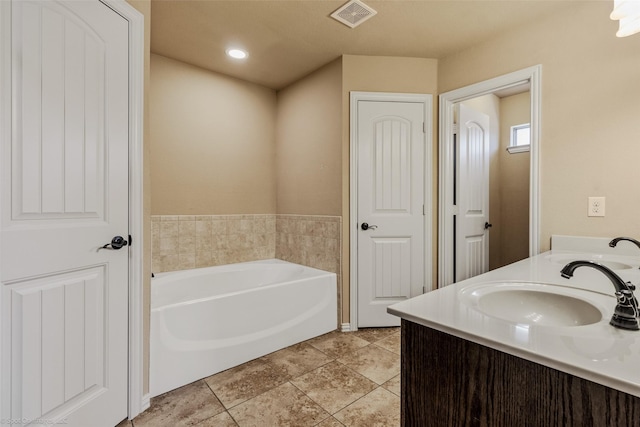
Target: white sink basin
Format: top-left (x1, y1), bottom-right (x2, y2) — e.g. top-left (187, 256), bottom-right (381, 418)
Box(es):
top-left (460, 282), bottom-right (606, 327)
top-left (545, 253), bottom-right (635, 271)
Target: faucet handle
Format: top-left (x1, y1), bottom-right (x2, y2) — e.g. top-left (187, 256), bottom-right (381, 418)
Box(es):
top-left (615, 290), bottom-right (633, 304)
top-left (611, 290), bottom-right (640, 330)
top-left (626, 282), bottom-right (636, 291)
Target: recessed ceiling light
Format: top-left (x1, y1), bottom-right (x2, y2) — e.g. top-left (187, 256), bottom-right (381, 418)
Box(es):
top-left (226, 48), bottom-right (248, 59)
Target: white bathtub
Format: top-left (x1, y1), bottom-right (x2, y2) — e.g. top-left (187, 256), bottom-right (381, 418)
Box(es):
top-left (149, 259), bottom-right (337, 397)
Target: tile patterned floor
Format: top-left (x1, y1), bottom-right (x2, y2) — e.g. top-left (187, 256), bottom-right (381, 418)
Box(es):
top-left (120, 327), bottom-right (401, 427)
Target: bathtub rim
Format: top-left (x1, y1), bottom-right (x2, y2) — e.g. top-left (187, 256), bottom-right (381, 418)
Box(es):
top-left (152, 258), bottom-right (335, 280)
top-left (151, 258), bottom-right (337, 311)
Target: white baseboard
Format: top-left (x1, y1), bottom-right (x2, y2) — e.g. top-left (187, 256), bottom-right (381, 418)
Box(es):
top-left (340, 323), bottom-right (352, 332)
top-left (140, 393), bottom-right (151, 413)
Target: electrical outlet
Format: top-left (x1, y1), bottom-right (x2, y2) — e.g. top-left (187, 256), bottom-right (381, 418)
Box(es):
top-left (588, 196), bottom-right (605, 217)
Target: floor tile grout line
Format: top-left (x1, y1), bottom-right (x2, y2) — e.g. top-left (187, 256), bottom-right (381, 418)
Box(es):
top-left (337, 342), bottom-right (400, 361)
top-left (283, 354), bottom-right (381, 415)
top-left (311, 415), bottom-right (346, 427)
top-left (368, 342), bottom-right (398, 350)
top-left (335, 348), bottom-right (401, 386)
top-left (333, 384), bottom-right (385, 417)
top-left (203, 358), bottom-right (292, 411)
top-left (201, 378), bottom-right (226, 410)
top-left (260, 350), bottom-right (338, 381)
top-left (200, 378), bottom-right (240, 425)
top-left (205, 352), bottom-right (333, 413)
top-left (226, 354), bottom-right (341, 411)
top-left (289, 361), bottom-right (381, 416)
top-left (285, 337), bottom-right (399, 387)
top-left (332, 351), bottom-right (399, 386)
top-left (219, 377), bottom-right (296, 413)
top-left (222, 380), bottom-right (289, 412)
top-left (351, 332), bottom-right (400, 344)
top-left (225, 410), bottom-right (241, 427)
top-left (226, 380), bottom-right (332, 427)
top-left (287, 378), bottom-right (337, 418)
top-left (191, 411), bottom-right (238, 427)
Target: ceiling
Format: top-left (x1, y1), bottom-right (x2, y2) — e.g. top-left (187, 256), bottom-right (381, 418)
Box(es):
top-left (150, 0), bottom-right (578, 90)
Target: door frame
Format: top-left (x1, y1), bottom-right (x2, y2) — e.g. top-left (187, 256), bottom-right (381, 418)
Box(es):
top-left (0, 0), bottom-right (147, 420)
top-left (349, 91), bottom-right (433, 332)
top-left (438, 65), bottom-right (541, 288)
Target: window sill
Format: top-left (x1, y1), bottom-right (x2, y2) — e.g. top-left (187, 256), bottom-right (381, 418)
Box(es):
top-left (507, 145), bottom-right (530, 154)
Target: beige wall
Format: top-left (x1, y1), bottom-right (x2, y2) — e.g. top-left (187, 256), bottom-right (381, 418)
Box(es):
top-left (276, 59), bottom-right (343, 215)
top-left (439, 1), bottom-right (640, 250)
top-left (341, 55), bottom-right (439, 323)
top-left (150, 54), bottom-right (277, 215)
top-left (499, 92), bottom-right (530, 266)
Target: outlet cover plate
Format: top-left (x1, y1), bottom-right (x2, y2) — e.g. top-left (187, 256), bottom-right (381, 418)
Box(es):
top-left (588, 196), bottom-right (605, 217)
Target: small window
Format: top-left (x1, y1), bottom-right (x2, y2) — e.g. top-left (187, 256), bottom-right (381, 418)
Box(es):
top-left (507, 123), bottom-right (530, 154)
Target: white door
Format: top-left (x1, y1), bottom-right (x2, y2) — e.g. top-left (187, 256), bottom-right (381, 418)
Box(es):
top-left (1, 1), bottom-right (129, 426)
top-left (455, 103), bottom-right (490, 282)
top-left (356, 100), bottom-right (425, 327)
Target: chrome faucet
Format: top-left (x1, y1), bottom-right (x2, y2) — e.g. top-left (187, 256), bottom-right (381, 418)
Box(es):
top-left (560, 260), bottom-right (639, 331)
top-left (609, 236), bottom-right (640, 251)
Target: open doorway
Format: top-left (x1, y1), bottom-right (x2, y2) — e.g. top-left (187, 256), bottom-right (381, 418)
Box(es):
top-left (438, 66), bottom-right (541, 287)
top-left (456, 86), bottom-right (530, 281)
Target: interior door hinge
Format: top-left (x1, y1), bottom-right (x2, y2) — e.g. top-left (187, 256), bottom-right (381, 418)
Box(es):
top-left (422, 122), bottom-right (426, 133)
top-left (423, 286), bottom-right (427, 294)
top-left (423, 204), bottom-right (425, 216)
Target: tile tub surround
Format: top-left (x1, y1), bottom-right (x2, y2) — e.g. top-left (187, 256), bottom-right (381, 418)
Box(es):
top-left (151, 215), bottom-right (276, 273)
top-left (151, 214), bottom-right (341, 275)
top-left (275, 215), bottom-right (342, 276)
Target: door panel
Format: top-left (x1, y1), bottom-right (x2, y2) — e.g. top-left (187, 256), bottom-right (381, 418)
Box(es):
top-left (456, 103), bottom-right (490, 282)
top-left (373, 237), bottom-right (411, 299)
top-left (2, 1), bottom-right (129, 425)
top-left (14, 1), bottom-right (107, 221)
top-left (10, 267), bottom-right (106, 421)
top-left (357, 101), bottom-right (425, 327)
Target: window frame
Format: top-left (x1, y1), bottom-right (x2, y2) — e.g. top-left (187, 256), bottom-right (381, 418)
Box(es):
top-left (507, 123), bottom-right (531, 154)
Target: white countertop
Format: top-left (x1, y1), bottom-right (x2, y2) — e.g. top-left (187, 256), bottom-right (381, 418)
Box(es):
top-left (387, 236), bottom-right (640, 398)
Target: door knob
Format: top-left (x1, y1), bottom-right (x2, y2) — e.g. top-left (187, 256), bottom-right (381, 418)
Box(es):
top-left (361, 222), bottom-right (378, 231)
top-left (101, 235), bottom-right (129, 250)
top-left (484, 222), bottom-right (493, 230)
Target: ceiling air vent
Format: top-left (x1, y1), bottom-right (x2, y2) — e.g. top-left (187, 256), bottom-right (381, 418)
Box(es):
top-left (330, 0), bottom-right (377, 29)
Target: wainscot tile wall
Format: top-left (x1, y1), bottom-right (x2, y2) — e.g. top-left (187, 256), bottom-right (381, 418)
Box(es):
top-left (151, 215), bottom-right (276, 273)
top-left (275, 215), bottom-right (342, 276)
top-left (151, 214), bottom-right (343, 324)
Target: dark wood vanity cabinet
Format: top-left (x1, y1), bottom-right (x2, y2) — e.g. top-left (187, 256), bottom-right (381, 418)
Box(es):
top-left (401, 319), bottom-right (640, 427)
